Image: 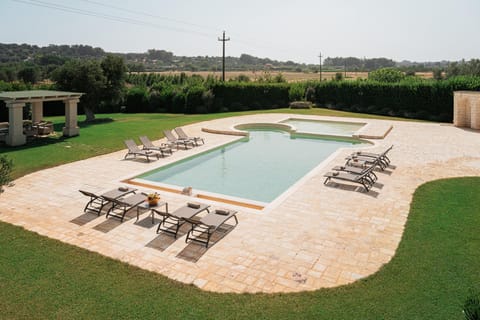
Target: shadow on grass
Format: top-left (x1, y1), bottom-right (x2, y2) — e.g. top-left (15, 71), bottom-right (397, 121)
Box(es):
top-left (0, 134), bottom-right (70, 151)
top-left (77, 118), bottom-right (114, 128)
top-left (0, 118), bottom-right (115, 151)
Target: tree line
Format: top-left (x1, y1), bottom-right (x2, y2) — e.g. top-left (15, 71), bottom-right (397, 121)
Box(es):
top-left (1, 44), bottom-right (480, 124)
top-left (1, 43), bottom-right (473, 79)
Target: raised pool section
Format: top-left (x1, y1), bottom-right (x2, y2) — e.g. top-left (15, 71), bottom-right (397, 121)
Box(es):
top-left (280, 118), bottom-right (365, 136)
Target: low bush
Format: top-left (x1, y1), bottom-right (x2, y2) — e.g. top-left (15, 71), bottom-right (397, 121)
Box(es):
top-left (0, 155), bottom-right (13, 194)
top-left (290, 101), bottom-right (312, 109)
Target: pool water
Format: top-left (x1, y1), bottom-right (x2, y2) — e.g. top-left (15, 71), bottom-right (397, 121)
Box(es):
top-left (137, 128), bottom-right (365, 203)
top-left (281, 119), bottom-right (365, 136)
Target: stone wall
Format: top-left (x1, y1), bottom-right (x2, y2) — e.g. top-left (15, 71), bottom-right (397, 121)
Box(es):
top-left (454, 91), bottom-right (480, 129)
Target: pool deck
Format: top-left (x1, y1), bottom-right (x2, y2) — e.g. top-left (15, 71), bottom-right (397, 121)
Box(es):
top-left (1, 113), bottom-right (480, 293)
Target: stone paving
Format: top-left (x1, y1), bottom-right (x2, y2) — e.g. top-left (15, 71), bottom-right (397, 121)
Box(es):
top-left (1, 113), bottom-right (480, 293)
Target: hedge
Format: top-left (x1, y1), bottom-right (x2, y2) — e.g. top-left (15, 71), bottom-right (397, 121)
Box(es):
top-left (2, 77), bottom-right (480, 122)
top-left (211, 82), bottom-right (290, 112)
top-left (307, 77), bottom-right (480, 121)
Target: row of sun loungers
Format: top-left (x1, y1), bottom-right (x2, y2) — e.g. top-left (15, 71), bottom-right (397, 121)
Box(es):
top-left (124, 128), bottom-right (205, 162)
top-left (78, 187), bottom-right (237, 247)
top-left (324, 145), bottom-right (393, 192)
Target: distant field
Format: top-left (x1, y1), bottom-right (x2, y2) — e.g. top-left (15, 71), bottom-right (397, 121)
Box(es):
top-left (141, 71), bottom-right (434, 82)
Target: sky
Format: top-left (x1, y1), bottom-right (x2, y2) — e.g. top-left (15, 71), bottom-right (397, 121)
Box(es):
top-left (1, 0), bottom-right (479, 64)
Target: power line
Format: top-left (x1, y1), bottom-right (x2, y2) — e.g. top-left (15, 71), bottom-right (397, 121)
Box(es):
top-left (10, 0), bottom-right (319, 64)
top-left (79, 0), bottom-right (303, 60)
top-left (79, 0), bottom-right (287, 56)
top-left (78, 0), bottom-right (219, 33)
top-left (11, 0), bottom-right (215, 39)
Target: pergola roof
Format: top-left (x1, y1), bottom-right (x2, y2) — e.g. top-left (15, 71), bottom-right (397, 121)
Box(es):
top-left (0, 90), bottom-right (83, 103)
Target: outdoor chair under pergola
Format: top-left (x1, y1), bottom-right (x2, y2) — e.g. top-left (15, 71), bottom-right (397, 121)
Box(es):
top-left (0, 90), bottom-right (83, 146)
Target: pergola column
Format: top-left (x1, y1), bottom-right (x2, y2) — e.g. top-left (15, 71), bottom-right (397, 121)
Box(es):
top-left (31, 101), bottom-right (43, 123)
top-left (6, 102), bottom-right (26, 146)
top-left (63, 98), bottom-right (80, 137)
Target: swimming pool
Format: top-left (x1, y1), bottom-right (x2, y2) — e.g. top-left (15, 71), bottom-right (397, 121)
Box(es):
top-left (281, 119), bottom-right (365, 136)
top-left (135, 125), bottom-right (367, 204)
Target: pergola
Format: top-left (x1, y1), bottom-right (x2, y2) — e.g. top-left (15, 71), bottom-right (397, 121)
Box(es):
top-left (0, 90), bottom-right (83, 146)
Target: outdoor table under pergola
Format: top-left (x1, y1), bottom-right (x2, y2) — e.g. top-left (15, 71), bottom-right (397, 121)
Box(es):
top-left (0, 90), bottom-right (83, 146)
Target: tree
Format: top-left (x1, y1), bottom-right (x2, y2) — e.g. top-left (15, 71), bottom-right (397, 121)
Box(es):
top-left (101, 54), bottom-right (126, 106)
top-left (18, 65), bottom-right (40, 84)
top-left (51, 55), bottom-right (125, 121)
top-left (369, 67), bottom-right (405, 83)
top-left (0, 155), bottom-right (13, 194)
top-left (432, 68), bottom-right (443, 80)
top-left (52, 59), bottom-right (106, 121)
top-left (446, 59), bottom-right (480, 78)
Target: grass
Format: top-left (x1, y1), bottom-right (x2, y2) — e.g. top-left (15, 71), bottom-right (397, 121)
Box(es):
top-left (0, 108), bottom-right (415, 179)
top-left (1, 177), bottom-right (479, 319)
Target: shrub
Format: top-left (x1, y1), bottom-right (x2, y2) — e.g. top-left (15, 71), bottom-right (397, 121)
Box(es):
top-left (184, 85), bottom-right (205, 114)
top-left (433, 68), bottom-right (444, 80)
top-left (273, 73), bottom-right (286, 83)
top-left (201, 89), bottom-right (215, 113)
top-left (335, 72), bottom-right (344, 81)
top-left (289, 83), bottom-right (306, 101)
top-left (305, 86), bottom-right (316, 102)
top-left (231, 74), bottom-right (250, 82)
top-left (0, 155), bottom-right (13, 194)
top-left (463, 291), bottom-right (480, 320)
top-left (290, 101), bottom-right (312, 109)
top-left (124, 86), bottom-right (149, 113)
top-left (369, 67), bottom-right (405, 83)
top-left (405, 70), bottom-right (416, 77)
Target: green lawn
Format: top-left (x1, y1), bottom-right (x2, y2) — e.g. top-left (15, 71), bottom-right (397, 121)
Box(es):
top-left (1, 177), bottom-right (478, 319)
top-left (1, 108), bottom-right (415, 179)
top-left (2, 109), bottom-right (475, 319)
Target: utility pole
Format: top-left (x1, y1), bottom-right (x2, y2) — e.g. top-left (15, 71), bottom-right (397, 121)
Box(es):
top-left (344, 60), bottom-right (347, 79)
top-left (318, 52), bottom-right (323, 81)
top-left (218, 31), bottom-right (230, 81)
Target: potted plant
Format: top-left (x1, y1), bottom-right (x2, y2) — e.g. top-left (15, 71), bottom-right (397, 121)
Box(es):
top-left (147, 192), bottom-right (160, 206)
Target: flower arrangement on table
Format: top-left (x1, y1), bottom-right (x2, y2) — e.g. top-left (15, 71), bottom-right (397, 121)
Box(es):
top-left (147, 192), bottom-right (160, 206)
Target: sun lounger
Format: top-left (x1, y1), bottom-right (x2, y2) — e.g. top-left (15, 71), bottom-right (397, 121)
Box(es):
top-left (345, 154), bottom-right (387, 170)
top-left (104, 193), bottom-right (147, 222)
top-left (163, 130), bottom-right (195, 150)
top-left (139, 136), bottom-right (173, 157)
top-left (352, 145), bottom-right (393, 165)
top-left (79, 187), bottom-right (137, 215)
top-left (345, 145), bottom-right (393, 170)
top-left (174, 127), bottom-right (205, 146)
top-left (332, 162), bottom-right (379, 184)
top-left (324, 169), bottom-right (374, 192)
top-left (185, 209), bottom-right (238, 247)
top-left (124, 139), bottom-right (159, 162)
top-left (153, 202), bottom-right (210, 238)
